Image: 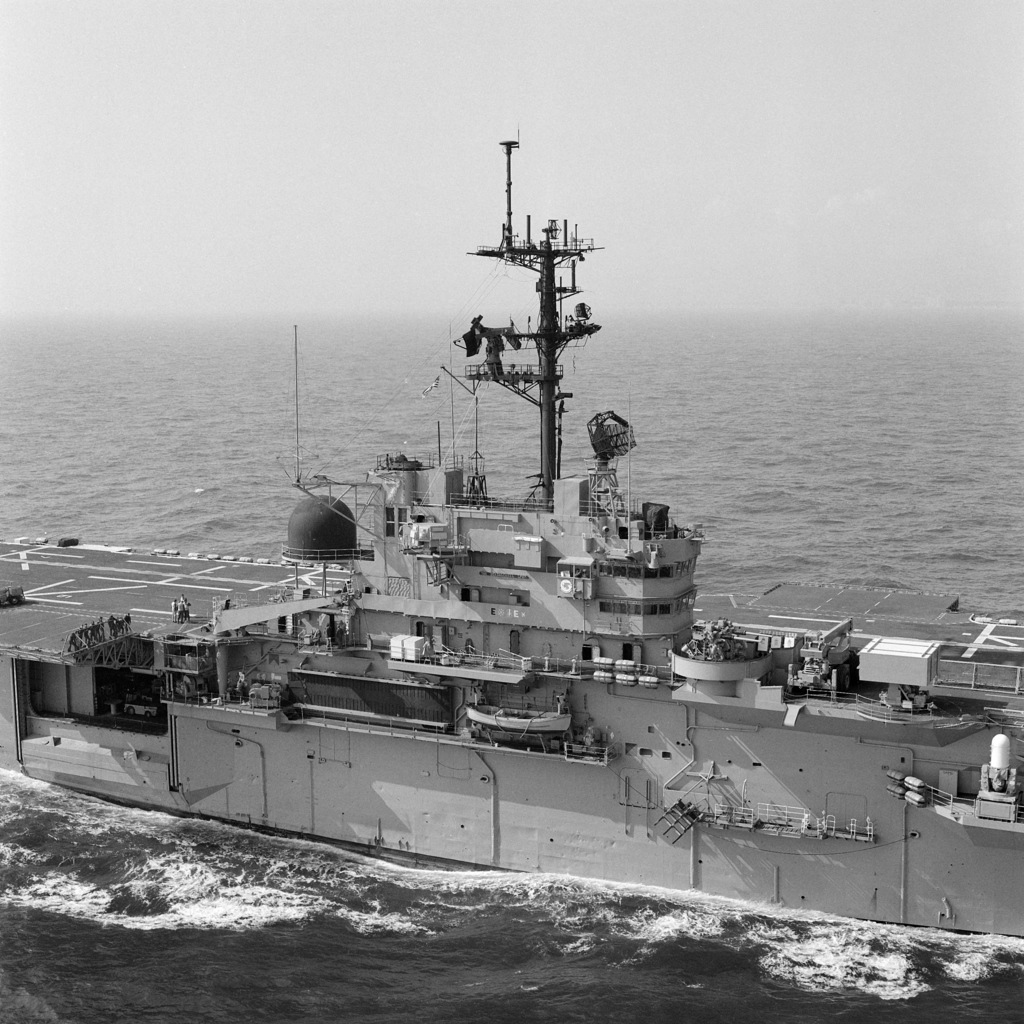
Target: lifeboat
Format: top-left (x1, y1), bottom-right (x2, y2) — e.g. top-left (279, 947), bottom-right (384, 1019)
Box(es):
top-left (466, 704), bottom-right (572, 734)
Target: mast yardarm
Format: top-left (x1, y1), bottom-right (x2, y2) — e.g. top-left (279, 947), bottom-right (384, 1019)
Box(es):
top-left (466, 141), bottom-right (602, 505)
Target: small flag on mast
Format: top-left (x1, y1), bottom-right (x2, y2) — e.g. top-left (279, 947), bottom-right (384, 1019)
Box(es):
top-left (422, 375), bottom-right (441, 396)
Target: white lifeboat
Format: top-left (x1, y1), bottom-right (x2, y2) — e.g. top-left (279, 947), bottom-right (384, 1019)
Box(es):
top-left (466, 704), bottom-right (571, 734)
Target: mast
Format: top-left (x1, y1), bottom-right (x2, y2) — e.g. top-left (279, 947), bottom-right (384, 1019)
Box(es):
top-left (501, 139), bottom-right (518, 249)
top-left (471, 141), bottom-right (602, 505)
top-left (293, 324), bottom-right (301, 485)
top-left (536, 220), bottom-right (560, 502)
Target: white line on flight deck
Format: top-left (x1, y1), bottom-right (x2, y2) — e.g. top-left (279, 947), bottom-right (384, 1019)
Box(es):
top-left (23, 579), bottom-right (76, 594)
top-left (963, 623), bottom-right (996, 658)
top-left (52, 585), bottom-right (149, 595)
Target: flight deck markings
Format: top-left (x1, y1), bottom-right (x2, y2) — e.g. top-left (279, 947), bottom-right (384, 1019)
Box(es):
top-left (50, 585), bottom-right (149, 596)
top-left (23, 579), bottom-right (76, 595)
top-left (768, 614), bottom-right (846, 624)
top-left (962, 623), bottom-right (995, 658)
top-left (87, 575), bottom-right (229, 592)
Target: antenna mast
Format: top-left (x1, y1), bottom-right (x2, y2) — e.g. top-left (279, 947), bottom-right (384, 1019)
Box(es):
top-left (501, 139), bottom-right (518, 248)
top-left (470, 141), bottom-right (602, 505)
top-left (293, 324), bottom-right (301, 485)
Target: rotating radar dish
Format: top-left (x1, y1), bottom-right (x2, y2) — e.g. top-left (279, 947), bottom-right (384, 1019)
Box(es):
top-left (587, 411), bottom-right (636, 461)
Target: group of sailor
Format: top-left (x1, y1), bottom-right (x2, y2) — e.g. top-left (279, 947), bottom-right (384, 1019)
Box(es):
top-left (171, 595), bottom-right (191, 623)
top-left (65, 613), bottom-right (133, 652)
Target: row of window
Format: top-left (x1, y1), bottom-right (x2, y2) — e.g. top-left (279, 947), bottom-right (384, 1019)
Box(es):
top-left (597, 592), bottom-right (696, 616)
top-left (597, 558), bottom-right (697, 580)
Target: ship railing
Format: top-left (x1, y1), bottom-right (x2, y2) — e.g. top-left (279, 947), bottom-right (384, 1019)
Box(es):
top-left (475, 235), bottom-right (596, 252)
top-left (756, 802), bottom-right (813, 829)
top-left (897, 779), bottom-right (976, 817)
top-left (924, 786), bottom-right (957, 811)
top-left (287, 704), bottom-right (451, 736)
top-left (375, 453), bottom-right (438, 471)
top-left (564, 742), bottom-right (611, 766)
top-left (851, 692), bottom-right (963, 725)
top-left (984, 706), bottom-right (1024, 732)
top-left (712, 803), bottom-right (758, 828)
top-left (937, 659), bottom-right (1023, 694)
top-left (281, 547), bottom-right (375, 564)
top-left (785, 688), bottom-right (859, 706)
top-left (474, 689), bottom-right (565, 713)
top-left (163, 651), bottom-right (212, 673)
top-left (712, 802), bottom-right (875, 841)
top-left (447, 492), bottom-right (554, 513)
top-left (535, 655), bottom-right (673, 682)
top-left (375, 638), bottom-right (674, 683)
top-left (209, 580), bottom-right (358, 617)
top-left (793, 688), bottom-right (966, 726)
top-left (464, 363), bottom-right (563, 381)
top-left (382, 639), bottom-right (533, 675)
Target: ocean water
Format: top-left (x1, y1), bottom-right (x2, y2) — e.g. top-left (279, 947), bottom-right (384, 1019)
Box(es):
top-left (0, 309), bottom-right (1023, 1021)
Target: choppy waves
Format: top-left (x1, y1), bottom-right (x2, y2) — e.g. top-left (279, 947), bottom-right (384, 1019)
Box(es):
top-left (2, 771), bottom-right (1023, 1008)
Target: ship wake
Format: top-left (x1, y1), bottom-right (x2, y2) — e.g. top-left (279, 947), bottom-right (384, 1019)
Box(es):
top-left (2, 771), bottom-right (1023, 1003)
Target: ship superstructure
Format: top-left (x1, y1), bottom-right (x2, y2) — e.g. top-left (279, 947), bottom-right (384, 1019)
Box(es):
top-left (1, 143), bottom-right (1024, 936)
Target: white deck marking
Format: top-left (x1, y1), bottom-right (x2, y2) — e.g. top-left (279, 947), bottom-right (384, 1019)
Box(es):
top-left (962, 622), bottom-right (995, 658)
top-left (767, 614), bottom-right (844, 624)
top-left (49, 585), bottom-right (149, 595)
top-left (29, 598), bottom-right (83, 605)
top-left (23, 579), bottom-right (76, 594)
top-left (151, 581), bottom-right (231, 592)
top-left (86, 575), bottom-right (229, 592)
top-left (127, 560), bottom-right (183, 568)
top-left (130, 608), bottom-right (177, 616)
top-left (979, 635), bottom-right (1024, 650)
top-left (193, 576), bottom-right (266, 585)
top-left (20, 553), bottom-right (29, 571)
top-left (89, 576), bottom-right (161, 584)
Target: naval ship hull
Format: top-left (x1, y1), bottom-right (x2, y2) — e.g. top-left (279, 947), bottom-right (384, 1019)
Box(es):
top-left (2, 541), bottom-right (1023, 937)
top-left (5, 669), bottom-right (1024, 936)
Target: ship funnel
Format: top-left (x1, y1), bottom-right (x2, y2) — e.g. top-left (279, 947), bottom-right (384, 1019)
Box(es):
top-left (991, 734), bottom-right (1010, 771)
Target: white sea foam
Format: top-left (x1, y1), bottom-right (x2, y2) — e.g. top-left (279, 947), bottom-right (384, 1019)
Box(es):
top-left (759, 935), bottom-right (926, 1001)
top-left (4, 769), bottom-right (1024, 995)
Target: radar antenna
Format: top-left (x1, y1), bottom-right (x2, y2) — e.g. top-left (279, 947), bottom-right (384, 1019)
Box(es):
top-left (587, 411), bottom-right (635, 461)
top-left (466, 141), bottom-right (603, 506)
top-left (586, 411), bottom-right (635, 518)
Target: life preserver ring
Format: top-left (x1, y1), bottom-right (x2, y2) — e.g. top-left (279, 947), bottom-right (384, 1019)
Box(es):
top-left (558, 577), bottom-right (574, 595)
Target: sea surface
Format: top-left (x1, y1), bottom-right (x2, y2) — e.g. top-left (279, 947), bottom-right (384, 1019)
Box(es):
top-left (0, 309), bottom-right (1023, 1022)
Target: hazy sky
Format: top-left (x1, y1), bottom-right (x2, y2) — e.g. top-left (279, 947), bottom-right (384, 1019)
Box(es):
top-left (2, 0), bottom-right (1022, 316)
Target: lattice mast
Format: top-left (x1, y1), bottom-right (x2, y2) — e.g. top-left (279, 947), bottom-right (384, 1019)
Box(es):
top-left (473, 140), bottom-right (601, 504)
